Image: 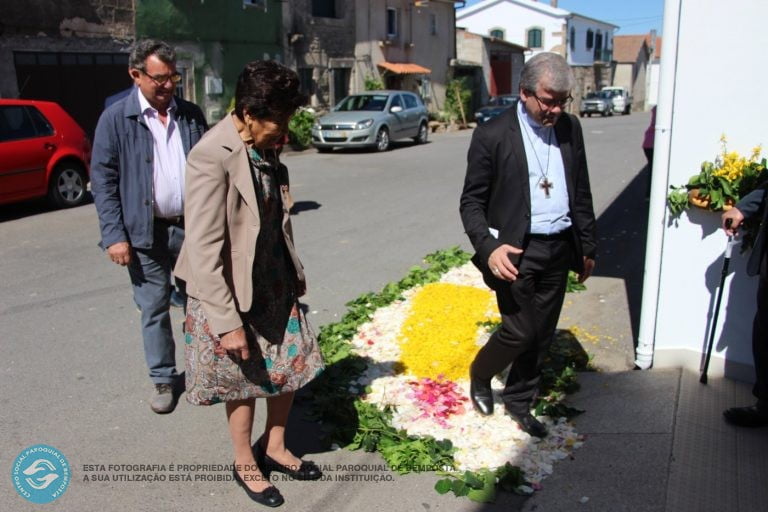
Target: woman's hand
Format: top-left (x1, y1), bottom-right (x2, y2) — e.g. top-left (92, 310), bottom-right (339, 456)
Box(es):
top-left (220, 327), bottom-right (250, 360)
top-left (722, 208), bottom-right (744, 236)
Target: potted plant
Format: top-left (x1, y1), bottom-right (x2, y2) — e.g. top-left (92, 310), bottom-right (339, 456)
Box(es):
top-left (667, 135), bottom-right (766, 216)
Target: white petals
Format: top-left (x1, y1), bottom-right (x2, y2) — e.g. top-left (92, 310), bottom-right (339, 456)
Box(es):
top-left (349, 262), bottom-right (582, 486)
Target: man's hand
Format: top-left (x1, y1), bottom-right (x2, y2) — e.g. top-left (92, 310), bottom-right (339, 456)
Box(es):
top-left (579, 257), bottom-right (595, 283)
top-left (220, 327), bottom-right (250, 360)
top-left (107, 241), bottom-right (132, 266)
top-left (488, 245), bottom-right (524, 282)
top-left (722, 208), bottom-right (744, 236)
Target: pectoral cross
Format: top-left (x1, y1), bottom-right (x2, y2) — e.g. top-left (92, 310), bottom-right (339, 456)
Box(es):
top-left (540, 178), bottom-right (553, 198)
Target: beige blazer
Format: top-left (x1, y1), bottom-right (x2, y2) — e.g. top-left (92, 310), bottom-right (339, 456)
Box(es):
top-left (174, 114), bottom-right (305, 335)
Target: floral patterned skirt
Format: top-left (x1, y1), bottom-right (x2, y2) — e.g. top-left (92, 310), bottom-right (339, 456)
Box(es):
top-left (184, 297), bottom-right (324, 405)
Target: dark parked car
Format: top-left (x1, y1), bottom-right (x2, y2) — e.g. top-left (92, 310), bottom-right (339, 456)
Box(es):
top-left (312, 90), bottom-right (429, 152)
top-left (0, 99), bottom-right (91, 207)
top-left (474, 94), bottom-right (519, 124)
top-left (579, 91), bottom-right (613, 117)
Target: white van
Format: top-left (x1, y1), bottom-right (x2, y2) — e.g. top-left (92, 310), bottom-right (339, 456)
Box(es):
top-left (600, 86), bottom-right (632, 115)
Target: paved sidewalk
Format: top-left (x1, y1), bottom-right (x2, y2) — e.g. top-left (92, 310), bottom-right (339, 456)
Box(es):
top-left (523, 368), bottom-right (768, 512)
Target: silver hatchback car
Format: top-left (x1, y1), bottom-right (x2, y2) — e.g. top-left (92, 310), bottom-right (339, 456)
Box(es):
top-left (312, 90), bottom-right (429, 152)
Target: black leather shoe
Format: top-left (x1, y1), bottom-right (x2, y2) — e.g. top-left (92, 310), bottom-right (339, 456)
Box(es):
top-left (262, 453), bottom-right (323, 481)
top-left (232, 466), bottom-right (284, 507)
top-left (508, 411), bottom-right (548, 438)
top-left (470, 374), bottom-right (494, 416)
top-left (723, 404), bottom-right (768, 427)
top-left (255, 440), bottom-right (322, 481)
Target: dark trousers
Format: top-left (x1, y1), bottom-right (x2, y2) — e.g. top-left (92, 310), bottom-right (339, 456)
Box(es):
top-left (471, 236), bottom-right (572, 415)
top-left (753, 255), bottom-right (768, 401)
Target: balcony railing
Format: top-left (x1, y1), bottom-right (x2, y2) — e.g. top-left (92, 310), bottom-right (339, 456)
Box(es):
top-left (593, 48), bottom-right (612, 63)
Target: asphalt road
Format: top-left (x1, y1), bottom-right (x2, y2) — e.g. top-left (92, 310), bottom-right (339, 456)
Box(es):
top-left (0, 111), bottom-right (651, 511)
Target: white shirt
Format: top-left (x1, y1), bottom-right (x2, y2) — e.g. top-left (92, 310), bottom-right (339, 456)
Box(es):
top-left (137, 90), bottom-right (186, 218)
top-left (517, 101), bottom-right (572, 235)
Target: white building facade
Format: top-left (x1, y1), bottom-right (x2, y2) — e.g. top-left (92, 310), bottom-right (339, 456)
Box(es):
top-left (456, 0), bottom-right (616, 112)
top-left (639, 0), bottom-right (768, 382)
top-left (455, 0), bottom-right (616, 66)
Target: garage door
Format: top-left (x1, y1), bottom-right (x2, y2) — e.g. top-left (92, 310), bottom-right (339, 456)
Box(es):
top-left (14, 51), bottom-right (133, 137)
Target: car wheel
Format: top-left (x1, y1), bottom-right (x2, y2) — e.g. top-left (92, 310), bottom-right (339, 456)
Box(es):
top-left (413, 122), bottom-right (428, 144)
top-left (624, 106), bottom-right (631, 115)
top-left (579, 112), bottom-right (585, 118)
top-left (375, 126), bottom-right (390, 152)
top-left (48, 163), bottom-right (87, 208)
top-left (601, 110), bottom-right (607, 117)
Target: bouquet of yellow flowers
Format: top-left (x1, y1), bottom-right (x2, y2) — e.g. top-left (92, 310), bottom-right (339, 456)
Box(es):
top-left (667, 135), bottom-right (766, 216)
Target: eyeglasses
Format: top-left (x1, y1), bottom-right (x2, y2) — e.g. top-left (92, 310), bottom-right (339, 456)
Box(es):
top-left (138, 69), bottom-right (182, 85)
top-left (528, 90), bottom-right (572, 110)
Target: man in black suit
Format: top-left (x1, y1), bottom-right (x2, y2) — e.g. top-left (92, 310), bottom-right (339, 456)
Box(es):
top-left (460, 53), bottom-right (597, 438)
top-left (721, 185), bottom-right (768, 427)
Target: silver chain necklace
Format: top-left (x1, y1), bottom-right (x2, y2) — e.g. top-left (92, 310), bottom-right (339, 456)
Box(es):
top-left (521, 119), bottom-right (554, 198)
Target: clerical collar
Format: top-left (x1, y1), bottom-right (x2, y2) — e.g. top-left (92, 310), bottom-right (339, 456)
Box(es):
top-left (517, 100), bottom-right (548, 133)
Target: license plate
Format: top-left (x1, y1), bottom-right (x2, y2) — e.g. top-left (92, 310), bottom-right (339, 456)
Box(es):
top-left (323, 131), bottom-right (347, 138)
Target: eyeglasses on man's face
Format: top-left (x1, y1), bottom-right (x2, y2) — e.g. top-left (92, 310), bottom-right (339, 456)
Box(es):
top-left (138, 69), bottom-right (182, 86)
top-left (527, 90), bottom-right (572, 110)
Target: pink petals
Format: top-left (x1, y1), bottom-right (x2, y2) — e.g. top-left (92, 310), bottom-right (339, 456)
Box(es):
top-left (407, 376), bottom-right (468, 428)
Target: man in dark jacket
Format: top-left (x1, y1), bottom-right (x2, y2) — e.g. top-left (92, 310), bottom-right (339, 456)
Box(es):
top-left (91, 39), bottom-right (207, 413)
top-left (721, 185), bottom-right (768, 427)
top-left (460, 52), bottom-right (596, 437)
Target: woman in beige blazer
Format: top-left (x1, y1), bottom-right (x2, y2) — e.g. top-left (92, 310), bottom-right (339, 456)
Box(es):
top-left (175, 61), bottom-right (324, 508)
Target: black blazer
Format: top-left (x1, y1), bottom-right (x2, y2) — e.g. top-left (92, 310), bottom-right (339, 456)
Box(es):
top-left (735, 185), bottom-right (768, 276)
top-left (459, 102), bottom-right (597, 290)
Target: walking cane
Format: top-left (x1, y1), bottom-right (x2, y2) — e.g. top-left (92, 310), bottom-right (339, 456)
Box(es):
top-left (700, 219), bottom-right (736, 384)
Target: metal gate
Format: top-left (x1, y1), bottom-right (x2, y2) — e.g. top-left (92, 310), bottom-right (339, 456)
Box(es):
top-left (14, 51), bottom-right (132, 137)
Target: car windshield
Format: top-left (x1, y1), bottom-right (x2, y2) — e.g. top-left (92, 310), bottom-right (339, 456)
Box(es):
top-left (586, 91), bottom-right (612, 99)
top-left (335, 94), bottom-right (389, 112)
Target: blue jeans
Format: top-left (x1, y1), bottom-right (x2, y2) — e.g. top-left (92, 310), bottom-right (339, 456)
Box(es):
top-left (127, 222), bottom-right (186, 384)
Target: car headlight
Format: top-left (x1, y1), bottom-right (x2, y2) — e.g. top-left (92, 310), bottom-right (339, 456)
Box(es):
top-left (313, 121), bottom-right (321, 130)
top-left (355, 119), bottom-right (374, 130)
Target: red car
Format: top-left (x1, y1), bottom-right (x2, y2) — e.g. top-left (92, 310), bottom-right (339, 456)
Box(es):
top-left (0, 99), bottom-right (91, 207)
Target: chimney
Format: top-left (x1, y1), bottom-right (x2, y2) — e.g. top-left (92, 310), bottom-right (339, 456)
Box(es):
top-left (551, 0), bottom-right (558, 7)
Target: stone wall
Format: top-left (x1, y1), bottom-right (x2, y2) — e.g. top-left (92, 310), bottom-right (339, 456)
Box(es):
top-left (283, 0), bottom-right (357, 108)
top-left (0, 0), bottom-right (135, 98)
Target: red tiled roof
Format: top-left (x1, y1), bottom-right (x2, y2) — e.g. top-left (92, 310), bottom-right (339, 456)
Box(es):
top-left (613, 35), bottom-right (648, 63)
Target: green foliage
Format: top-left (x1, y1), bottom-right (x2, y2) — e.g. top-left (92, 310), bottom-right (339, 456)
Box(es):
top-left (364, 74), bottom-right (385, 91)
top-left (566, 271), bottom-right (586, 293)
top-left (667, 185), bottom-right (690, 217)
top-left (309, 246), bottom-right (587, 503)
top-left (317, 246), bottom-right (471, 365)
top-left (345, 370), bottom-right (455, 474)
top-left (288, 108), bottom-right (316, 149)
top-left (666, 137), bottom-right (767, 215)
top-left (435, 463), bottom-right (529, 502)
top-left (429, 110), bottom-right (452, 123)
top-left (311, 246), bottom-right (474, 448)
top-left (444, 78), bottom-right (472, 124)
